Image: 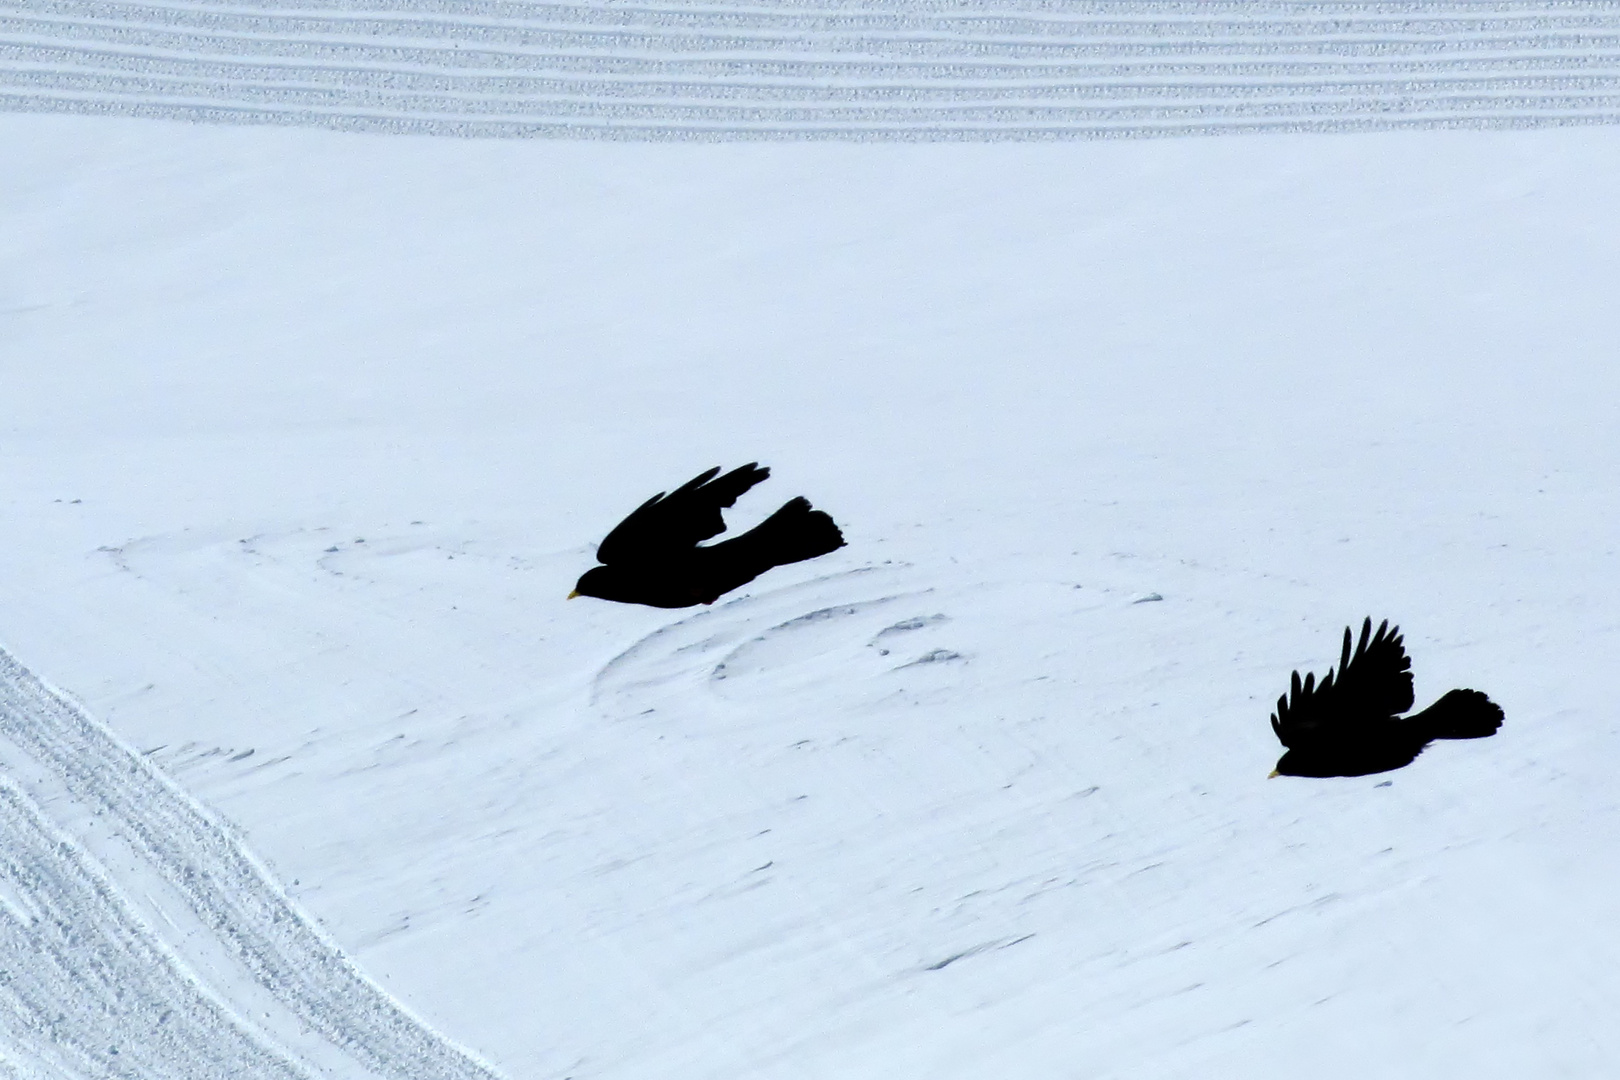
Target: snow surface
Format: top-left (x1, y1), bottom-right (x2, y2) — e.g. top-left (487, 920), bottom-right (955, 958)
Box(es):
top-left (3, 109), bottom-right (1620, 1078)
top-left (9, 0), bottom-right (1620, 138)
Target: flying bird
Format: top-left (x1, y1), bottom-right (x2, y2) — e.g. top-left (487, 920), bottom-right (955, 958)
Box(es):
top-left (1269, 618), bottom-right (1502, 778)
top-left (570, 463), bottom-right (845, 608)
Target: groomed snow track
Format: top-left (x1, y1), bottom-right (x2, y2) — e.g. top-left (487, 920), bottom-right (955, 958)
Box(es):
top-left (0, 646), bottom-right (505, 1080)
top-left (5, 1), bottom-right (1620, 139)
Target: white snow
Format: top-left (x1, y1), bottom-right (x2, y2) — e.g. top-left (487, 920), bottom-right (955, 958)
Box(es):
top-left (9, 0), bottom-right (1620, 138)
top-left (3, 79), bottom-right (1620, 1080)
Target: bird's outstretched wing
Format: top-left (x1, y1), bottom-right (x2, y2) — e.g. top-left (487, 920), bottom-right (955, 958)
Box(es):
top-left (596, 464), bottom-right (770, 564)
top-left (1332, 617), bottom-right (1416, 718)
top-left (1271, 618), bottom-right (1415, 748)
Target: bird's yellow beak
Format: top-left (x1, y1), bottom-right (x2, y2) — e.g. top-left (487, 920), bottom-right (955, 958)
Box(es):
top-left (1267, 768), bottom-right (1281, 779)
top-left (566, 589), bottom-right (580, 600)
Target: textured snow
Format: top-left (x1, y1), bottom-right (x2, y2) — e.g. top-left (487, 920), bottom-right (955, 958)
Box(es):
top-left (10, 0), bottom-right (1620, 138)
top-left (2, 110), bottom-right (1620, 1077)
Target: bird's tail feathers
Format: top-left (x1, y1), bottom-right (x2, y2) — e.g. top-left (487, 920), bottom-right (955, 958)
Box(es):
top-left (1415, 688), bottom-right (1504, 740)
top-left (747, 497), bottom-right (846, 567)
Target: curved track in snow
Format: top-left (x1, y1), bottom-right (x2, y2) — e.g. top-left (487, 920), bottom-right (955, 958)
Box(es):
top-left (0, 646), bottom-right (505, 1080)
top-left (5, 1), bottom-right (1620, 138)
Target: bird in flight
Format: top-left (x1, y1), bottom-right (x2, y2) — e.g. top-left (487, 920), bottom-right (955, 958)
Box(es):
top-left (1269, 618), bottom-right (1503, 777)
top-left (570, 463), bottom-right (845, 608)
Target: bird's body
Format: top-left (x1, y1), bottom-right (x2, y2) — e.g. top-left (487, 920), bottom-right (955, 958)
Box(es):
top-left (572, 464), bottom-right (845, 608)
top-left (1270, 618), bottom-right (1502, 777)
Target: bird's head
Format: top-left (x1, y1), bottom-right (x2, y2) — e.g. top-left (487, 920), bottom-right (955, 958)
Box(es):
top-left (570, 565), bottom-right (615, 602)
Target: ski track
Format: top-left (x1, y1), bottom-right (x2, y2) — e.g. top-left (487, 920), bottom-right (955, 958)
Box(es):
top-left (6, 1), bottom-right (1620, 138)
top-left (591, 568), bottom-right (932, 709)
top-left (590, 564), bottom-right (991, 722)
top-left (589, 561), bottom-right (1137, 730)
top-left (0, 647), bottom-right (505, 1080)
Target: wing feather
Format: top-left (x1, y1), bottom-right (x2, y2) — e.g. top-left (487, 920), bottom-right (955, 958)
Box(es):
top-left (595, 464), bottom-right (770, 564)
top-left (1270, 617), bottom-right (1415, 749)
top-left (1336, 617), bottom-right (1416, 717)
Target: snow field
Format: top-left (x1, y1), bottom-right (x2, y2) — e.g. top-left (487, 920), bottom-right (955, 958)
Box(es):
top-left (1, 111), bottom-right (1619, 1077)
top-left (6, 2), bottom-right (1620, 138)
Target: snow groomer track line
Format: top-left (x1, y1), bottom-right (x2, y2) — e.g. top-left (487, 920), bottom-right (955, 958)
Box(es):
top-left (0, 646), bottom-right (505, 1080)
top-left (7, 1), bottom-right (1620, 138)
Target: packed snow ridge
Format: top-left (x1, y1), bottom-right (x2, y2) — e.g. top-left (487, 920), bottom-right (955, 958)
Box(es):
top-left (6, 1), bottom-right (1620, 138)
top-left (0, 648), bottom-right (504, 1080)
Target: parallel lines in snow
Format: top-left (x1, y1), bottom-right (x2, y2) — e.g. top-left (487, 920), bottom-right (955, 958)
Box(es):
top-left (0, 781), bottom-right (313, 1080)
top-left (5, 2), bottom-right (1620, 139)
top-left (0, 647), bottom-right (506, 1080)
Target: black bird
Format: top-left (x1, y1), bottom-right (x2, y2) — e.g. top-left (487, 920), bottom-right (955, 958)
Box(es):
top-left (570, 463), bottom-right (845, 608)
top-left (1269, 618), bottom-right (1502, 777)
